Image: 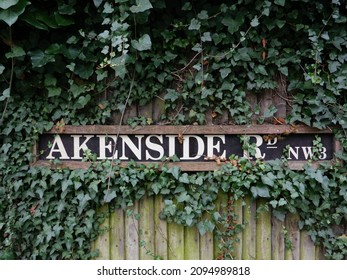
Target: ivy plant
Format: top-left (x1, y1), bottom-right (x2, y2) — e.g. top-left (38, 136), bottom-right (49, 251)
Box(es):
top-left (1, 0), bottom-right (347, 260)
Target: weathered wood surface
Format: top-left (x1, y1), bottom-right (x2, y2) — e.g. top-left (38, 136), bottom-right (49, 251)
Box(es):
top-left (256, 199), bottom-right (272, 260)
top-left (33, 158), bottom-right (333, 171)
top-left (46, 124), bottom-right (333, 135)
top-left (242, 196), bottom-right (256, 260)
top-left (95, 195), bottom-right (329, 260)
top-left (88, 83), bottom-right (337, 260)
top-left (284, 213), bottom-right (301, 260)
top-left (271, 216), bottom-right (285, 260)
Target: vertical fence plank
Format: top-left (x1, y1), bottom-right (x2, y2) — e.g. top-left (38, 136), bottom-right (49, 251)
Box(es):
top-left (152, 94), bottom-right (165, 123)
top-left (284, 213), bottom-right (300, 260)
top-left (125, 202), bottom-right (139, 260)
top-left (271, 217), bottom-right (285, 260)
top-left (200, 212), bottom-right (214, 260)
top-left (245, 92), bottom-right (258, 124)
top-left (154, 196), bottom-right (168, 259)
top-left (200, 230), bottom-right (214, 260)
top-left (256, 199), bottom-right (272, 259)
top-left (259, 90), bottom-right (273, 123)
top-left (122, 104), bottom-right (137, 124)
top-left (184, 226), bottom-right (200, 259)
top-left (300, 231), bottom-right (316, 260)
top-left (215, 110), bottom-right (229, 125)
top-left (213, 192), bottom-right (227, 259)
top-left (315, 245), bottom-right (325, 260)
top-left (167, 223), bottom-right (185, 260)
top-left (109, 208), bottom-right (125, 259)
top-left (274, 74), bottom-right (288, 119)
top-left (233, 197), bottom-right (243, 259)
top-left (242, 196), bottom-right (256, 259)
top-left (138, 103), bottom-right (153, 120)
top-left (94, 205), bottom-right (110, 259)
top-left (139, 196), bottom-right (155, 260)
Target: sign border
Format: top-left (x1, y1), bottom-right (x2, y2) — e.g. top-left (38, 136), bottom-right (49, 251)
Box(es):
top-left (32, 125), bottom-right (340, 171)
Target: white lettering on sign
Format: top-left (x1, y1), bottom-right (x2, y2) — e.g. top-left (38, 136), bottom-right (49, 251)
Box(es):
top-left (71, 135), bottom-right (93, 160)
top-left (46, 135), bottom-right (70, 159)
top-left (243, 135), bottom-right (266, 159)
top-left (97, 135), bottom-right (118, 160)
top-left (287, 146), bottom-right (328, 160)
top-left (145, 135), bottom-right (164, 160)
top-left (119, 135), bottom-right (144, 160)
top-left (42, 133), bottom-right (332, 163)
top-left (181, 135), bottom-right (205, 160)
top-left (206, 135), bottom-right (226, 158)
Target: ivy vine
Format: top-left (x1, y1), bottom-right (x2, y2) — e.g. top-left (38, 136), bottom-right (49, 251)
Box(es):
top-left (1, 0), bottom-right (347, 260)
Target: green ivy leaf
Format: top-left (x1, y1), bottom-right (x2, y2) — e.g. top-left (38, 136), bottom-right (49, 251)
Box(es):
top-left (0, 88), bottom-right (10, 101)
top-left (54, 12), bottom-right (74, 27)
top-left (76, 94), bottom-right (91, 109)
top-left (0, 0), bottom-right (30, 26)
top-left (188, 18), bottom-right (201, 30)
top-left (201, 32), bottom-right (211, 42)
top-left (179, 173), bottom-right (190, 184)
top-left (220, 68), bottom-right (231, 79)
top-left (151, 182), bottom-right (161, 194)
top-left (92, 0), bottom-right (103, 8)
top-left (263, 105), bottom-right (278, 119)
top-left (197, 220), bottom-right (215, 235)
top-left (62, 179), bottom-right (72, 192)
top-left (251, 186), bottom-right (270, 198)
top-left (164, 89), bottom-right (179, 102)
top-left (177, 192), bottom-right (190, 202)
top-left (77, 193), bottom-right (91, 214)
top-left (274, 0), bottom-right (286, 6)
top-left (261, 172), bottom-right (276, 187)
top-left (0, 0), bottom-right (20, 10)
top-left (47, 87), bottom-right (62, 98)
top-left (0, 64), bottom-right (4, 75)
top-left (250, 16), bottom-right (259, 27)
top-left (131, 34), bottom-right (152, 51)
top-left (197, 10), bottom-right (208, 20)
top-left (5, 46), bottom-right (25, 58)
top-left (28, 50), bottom-right (55, 68)
top-left (104, 190), bottom-right (117, 203)
top-left (130, 0), bottom-right (153, 13)
top-left (167, 166), bottom-right (180, 180)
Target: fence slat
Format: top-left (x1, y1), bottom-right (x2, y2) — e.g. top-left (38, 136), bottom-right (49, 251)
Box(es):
top-left (167, 223), bottom-right (185, 259)
top-left (138, 103), bottom-right (153, 120)
top-left (245, 91), bottom-right (258, 124)
top-left (152, 94), bottom-right (165, 123)
top-left (139, 196), bottom-right (155, 260)
top-left (242, 196), bottom-right (256, 259)
top-left (109, 208), bottom-right (125, 259)
top-left (213, 192), bottom-right (226, 259)
top-left (315, 245), bottom-right (325, 260)
top-left (256, 199), bottom-right (272, 259)
top-left (300, 231), bottom-right (316, 260)
top-left (233, 197), bottom-right (243, 259)
top-left (200, 211), bottom-right (214, 260)
top-left (184, 226), bottom-right (200, 259)
top-left (271, 217), bottom-right (285, 260)
top-left (284, 213), bottom-right (300, 260)
top-left (154, 196), bottom-right (168, 259)
top-left (122, 104), bottom-right (137, 124)
top-left (94, 205), bottom-right (110, 259)
top-left (125, 202), bottom-right (139, 259)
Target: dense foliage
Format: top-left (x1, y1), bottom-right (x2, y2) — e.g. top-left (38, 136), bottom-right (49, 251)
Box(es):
top-left (0, 0), bottom-right (346, 259)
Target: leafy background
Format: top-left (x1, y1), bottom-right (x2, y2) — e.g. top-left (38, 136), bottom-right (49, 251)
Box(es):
top-left (0, 0), bottom-right (346, 259)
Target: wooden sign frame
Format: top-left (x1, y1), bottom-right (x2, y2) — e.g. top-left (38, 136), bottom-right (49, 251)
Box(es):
top-left (32, 124), bottom-right (340, 171)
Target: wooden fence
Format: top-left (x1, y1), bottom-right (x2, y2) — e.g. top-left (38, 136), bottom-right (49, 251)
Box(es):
top-left (92, 77), bottom-right (344, 260)
top-left (93, 195), bottom-right (328, 260)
